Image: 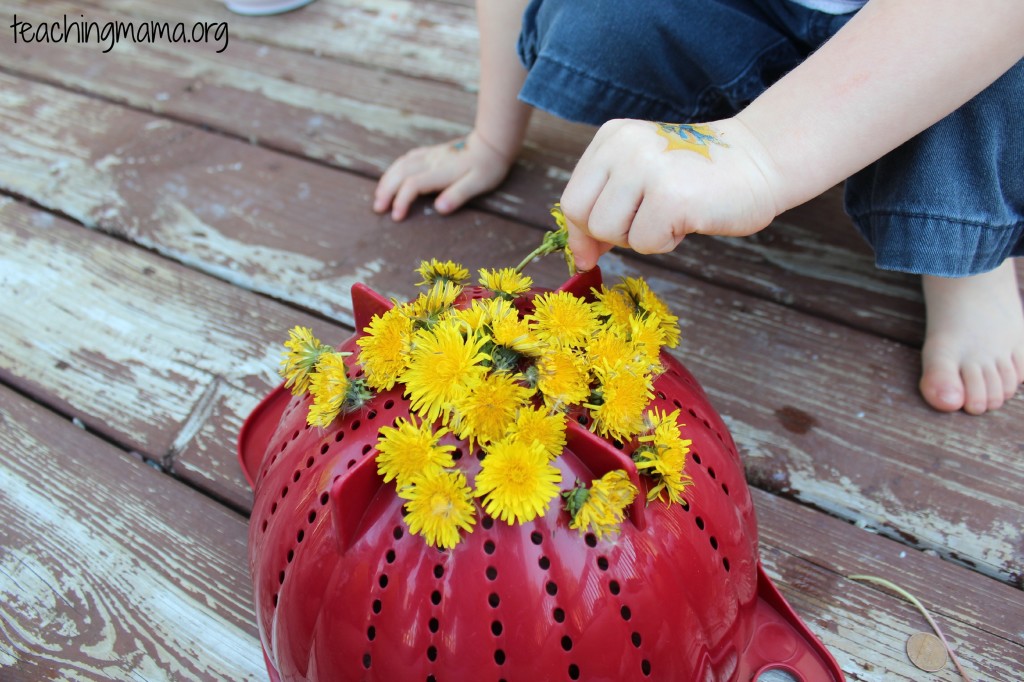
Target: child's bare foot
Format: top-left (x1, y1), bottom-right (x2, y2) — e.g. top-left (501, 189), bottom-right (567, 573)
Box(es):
top-left (919, 260), bottom-right (1024, 414)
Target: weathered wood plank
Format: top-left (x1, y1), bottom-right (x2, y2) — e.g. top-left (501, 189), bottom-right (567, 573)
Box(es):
top-left (71, 0), bottom-right (481, 87)
top-left (0, 2), bottom-right (935, 345)
top-left (0, 384), bottom-right (264, 680)
top-left (0, 72), bottom-right (1020, 584)
top-left (760, 542), bottom-right (1023, 682)
top-left (0, 198), bottom-right (341, 478)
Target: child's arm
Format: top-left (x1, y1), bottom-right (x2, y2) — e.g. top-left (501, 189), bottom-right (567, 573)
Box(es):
top-left (562, 0), bottom-right (1024, 270)
top-left (373, 0), bottom-right (533, 221)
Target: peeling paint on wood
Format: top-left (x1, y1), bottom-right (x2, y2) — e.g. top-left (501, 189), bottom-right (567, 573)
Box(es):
top-left (0, 386), bottom-right (264, 680)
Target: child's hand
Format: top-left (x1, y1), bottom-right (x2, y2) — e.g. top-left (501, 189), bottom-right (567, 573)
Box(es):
top-left (373, 131), bottom-right (515, 221)
top-left (560, 118), bottom-right (781, 271)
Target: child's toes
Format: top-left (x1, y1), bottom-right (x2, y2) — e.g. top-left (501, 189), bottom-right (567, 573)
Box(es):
top-left (919, 355), bottom-right (964, 412)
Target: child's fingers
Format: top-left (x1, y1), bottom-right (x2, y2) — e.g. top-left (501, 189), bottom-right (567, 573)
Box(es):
top-left (567, 226), bottom-right (612, 272)
top-left (586, 176), bottom-right (642, 249)
top-left (390, 168), bottom-right (462, 221)
top-left (628, 195), bottom-right (683, 255)
top-left (434, 171), bottom-right (490, 215)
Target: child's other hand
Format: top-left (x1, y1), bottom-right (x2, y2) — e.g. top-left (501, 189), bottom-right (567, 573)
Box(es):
top-left (373, 131), bottom-right (514, 221)
top-left (560, 118), bottom-right (781, 271)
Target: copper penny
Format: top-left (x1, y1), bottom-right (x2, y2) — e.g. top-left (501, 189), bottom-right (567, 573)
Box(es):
top-left (906, 632), bottom-right (947, 672)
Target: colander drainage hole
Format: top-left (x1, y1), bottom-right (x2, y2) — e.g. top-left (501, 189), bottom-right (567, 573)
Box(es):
top-left (361, 444), bottom-right (372, 455)
top-left (428, 617), bottom-right (439, 633)
top-left (596, 556), bottom-right (609, 571)
top-left (320, 443), bottom-right (329, 455)
top-left (367, 625), bottom-right (375, 641)
top-left (631, 632), bottom-right (642, 648)
top-left (393, 526), bottom-right (404, 541)
top-left (296, 529), bottom-right (305, 543)
top-left (379, 574), bottom-right (388, 588)
top-left (722, 482), bottom-right (730, 495)
top-left (320, 492), bottom-right (329, 506)
top-left (710, 536), bottom-right (718, 550)
top-left (432, 590), bottom-right (443, 605)
top-left (538, 556), bottom-right (550, 570)
top-left (386, 549), bottom-right (396, 563)
top-left (692, 452), bottom-right (702, 465)
top-left (368, 409), bottom-right (378, 420)
top-left (433, 564), bottom-right (444, 579)
top-left (620, 605), bottom-right (631, 621)
top-left (384, 399), bottom-right (395, 410)
top-left (695, 516), bottom-right (705, 531)
top-left (530, 531), bottom-right (543, 545)
top-left (486, 566), bottom-right (498, 581)
top-left (641, 659), bottom-right (652, 676)
top-left (426, 645), bottom-right (437, 662)
top-left (608, 580), bottom-right (620, 595)
top-left (584, 533), bottom-right (597, 548)
top-left (281, 486), bottom-right (289, 499)
top-left (335, 430), bottom-right (345, 442)
top-left (453, 447), bottom-right (463, 461)
top-left (484, 540), bottom-right (496, 555)
top-left (293, 471), bottom-right (301, 483)
top-left (487, 593), bottom-right (499, 608)
top-left (287, 549), bottom-right (294, 563)
top-left (707, 467), bottom-right (716, 480)
top-left (723, 557), bottom-right (731, 572)
top-left (491, 620), bottom-right (502, 636)
top-left (561, 635), bottom-right (573, 651)
top-left (552, 607), bottom-right (565, 623)
top-left (372, 599), bottom-right (382, 614)
top-left (545, 581), bottom-right (558, 596)
top-left (352, 420), bottom-right (361, 431)
top-left (481, 515), bottom-right (493, 529)
top-left (494, 649), bottom-right (506, 665)
top-left (306, 456), bottom-right (315, 468)
top-left (569, 663), bottom-right (581, 680)
top-left (362, 653), bottom-right (371, 670)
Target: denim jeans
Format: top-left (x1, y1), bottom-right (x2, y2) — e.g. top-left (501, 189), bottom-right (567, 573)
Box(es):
top-left (517, 0), bottom-right (1024, 276)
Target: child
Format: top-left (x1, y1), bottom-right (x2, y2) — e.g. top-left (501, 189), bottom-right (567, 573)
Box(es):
top-left (373, 0), bottom-right (1024, 415)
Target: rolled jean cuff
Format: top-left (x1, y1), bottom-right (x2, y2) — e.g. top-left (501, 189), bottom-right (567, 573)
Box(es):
top-left (850, 210), bottom-right (1024, 277)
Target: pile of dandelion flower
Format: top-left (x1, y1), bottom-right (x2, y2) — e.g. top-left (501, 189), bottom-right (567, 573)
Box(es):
top-left (278, 205), bottom-right (694, 549)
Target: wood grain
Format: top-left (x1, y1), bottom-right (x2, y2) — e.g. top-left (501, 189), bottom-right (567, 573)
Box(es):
top-left (0, 384), bottom-right (264, 681)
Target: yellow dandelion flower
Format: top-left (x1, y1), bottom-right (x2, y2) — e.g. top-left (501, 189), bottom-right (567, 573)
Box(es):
top-left (474, 438), bottom-right (561, 524)
top-left (487, 298), bottom-right (537, 354)
top-left (527, 291), bottom-right (599, 348)
top-left (451, 372), bottom-right (534, 447)
top-left (306, 352), bottom-right (350, 428)
top-left (536, 346), bottom-right (592, 409)
top-left (280, 326), bottom-right (334, 395)
top-left (451, 298), bottom-right (492, 333)
top-left (617, 277), bottom-right (680, 348)
top-left (415, 258), bottom-right (470, 287)
top-left (401, 318), bottom-right (490, 424)
top-left (479, 267), bottom-right (533, 299)
top-left (591, 285), bottom-right (637, 330)
top-left (565, 470), bottom-right (639, 539)
top-left (588, 325), bottom-right (636, 369)
top-left (587, 359), bottom-right (653, 441)
top-left (635, 409), bottom-right (693, 505)
top-left (399, 469), bottom-right (476, 550)
top-left (357, 306), bottom-right (414, 391)
top-left (409, 280), bottom-right (463, 322)
top-left (628, 313), bottom-right (666, 370)
top-left (509, 407), bottom-right (567, 460)
top-left (376, 416), bottom-right (456, 487)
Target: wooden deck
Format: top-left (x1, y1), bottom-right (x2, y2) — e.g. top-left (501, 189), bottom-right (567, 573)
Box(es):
top-left (0, 1), bottom-right (1021, 679)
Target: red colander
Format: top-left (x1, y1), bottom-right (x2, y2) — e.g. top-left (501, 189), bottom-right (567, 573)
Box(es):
top-left (238, 268), bottom-right (844, 682)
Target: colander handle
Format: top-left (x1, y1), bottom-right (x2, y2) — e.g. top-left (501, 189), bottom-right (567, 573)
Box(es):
top-left (329, 448), bottom-right (386, 554)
